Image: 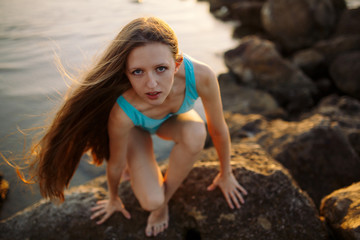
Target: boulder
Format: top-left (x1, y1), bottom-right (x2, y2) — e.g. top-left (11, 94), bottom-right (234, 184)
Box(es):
top-left (0, 143), bottom-right (328, 240)
top-left (261, 0), bottom-right (338, 52)
top-left (330, 52), bottom-right (360, 100)
top-left (334, 8), bottom-right (360, 36)
top-left (320, 182), bottom-right (360, 240)
top-left (218, 73), bottom-right (286, 118)
top-left (225, 1), bottom-right (265, 28)
top-left (304, 94), bottom-right (360, 157)
top-left (254, 114), bottom-right (360, 206)
top-left (224, 112), bottom-right (268, 140)
top-left (206, 0), bottom-right (266, 25)
top-left (313, 35), bottom-right (360, 65)
top-left (224, 36), bottom-right (317, 114)
top-left (292, 48), bottom-right (326, 77)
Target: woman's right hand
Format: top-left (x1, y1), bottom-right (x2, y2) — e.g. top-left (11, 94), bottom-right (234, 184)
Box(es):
top-left (90, 196), bottom-right (131, 224)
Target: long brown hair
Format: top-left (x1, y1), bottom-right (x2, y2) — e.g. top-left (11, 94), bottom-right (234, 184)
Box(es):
top-left (23, 17), bottom-right (180, 201)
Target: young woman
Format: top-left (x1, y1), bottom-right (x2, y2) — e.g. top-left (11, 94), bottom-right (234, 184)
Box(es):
top-left (26, 17), bottom-right (247, 237)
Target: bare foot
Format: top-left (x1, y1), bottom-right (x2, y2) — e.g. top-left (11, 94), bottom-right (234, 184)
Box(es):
top-left (145, 204), bottom-right (169, 237)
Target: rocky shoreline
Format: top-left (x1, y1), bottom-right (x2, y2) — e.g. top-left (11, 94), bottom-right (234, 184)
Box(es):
top-left (1, 0), bottom-right (360, 239)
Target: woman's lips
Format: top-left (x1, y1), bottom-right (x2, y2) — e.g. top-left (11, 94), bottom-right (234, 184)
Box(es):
top-left (146, 91), bottom-right (161, 100)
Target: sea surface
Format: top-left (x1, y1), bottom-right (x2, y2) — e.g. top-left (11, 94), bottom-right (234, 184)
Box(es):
top-left (0, 0), bottom-right (237, 220)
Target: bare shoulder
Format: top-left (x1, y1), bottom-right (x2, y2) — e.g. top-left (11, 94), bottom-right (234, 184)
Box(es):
top-left (108, 102), bottom-right (134, 136)
top-left (192, 59), bottom-right (217, 86)
top-left (191, 59), bottom-right (218, 97)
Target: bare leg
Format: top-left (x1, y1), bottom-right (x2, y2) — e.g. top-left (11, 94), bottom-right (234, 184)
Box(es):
top-left (126, 127), bottom-right (164, 213)
top-left (145, 110), bottom-right (206, 236)
top-left (120, 165), bottom-right (130, 182)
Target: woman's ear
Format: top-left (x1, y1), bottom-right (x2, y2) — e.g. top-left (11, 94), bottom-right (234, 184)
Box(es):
top-left (174, 54), bottom-right (183, 73)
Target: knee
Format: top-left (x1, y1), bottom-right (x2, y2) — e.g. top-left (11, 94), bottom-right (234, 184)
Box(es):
top-left (139, 192), bottom-right (165, 212)
top-left (179, 121), bottom-right (207, 154)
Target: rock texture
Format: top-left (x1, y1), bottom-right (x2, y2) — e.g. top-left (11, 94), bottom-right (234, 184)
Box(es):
top-left (0, 143), bottom-right (328, 240)
top-left (255, 114), bottom-right (360, 207)
top-left (225, 109), bottom-right (360, 207)
top-left (224, 36), bottom-right (317, 114)
top-left (320, 182), bottom-right (360, 240)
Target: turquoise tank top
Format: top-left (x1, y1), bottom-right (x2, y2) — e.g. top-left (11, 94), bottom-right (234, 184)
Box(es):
top-left (116, 55), bottom-right (199, 134)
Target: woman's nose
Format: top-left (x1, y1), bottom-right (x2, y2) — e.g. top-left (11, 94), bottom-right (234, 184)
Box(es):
top-left (146, 73), bottom-right (158, 88)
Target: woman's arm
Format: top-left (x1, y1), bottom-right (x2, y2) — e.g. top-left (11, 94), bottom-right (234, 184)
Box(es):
top-left (195, 62), bottom-right (247, 209)
top-left (90, 104), bottom-right (133, 224)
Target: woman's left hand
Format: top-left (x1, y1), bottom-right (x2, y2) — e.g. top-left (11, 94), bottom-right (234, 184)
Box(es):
top-left (207, 172), bottom-right (248, 209)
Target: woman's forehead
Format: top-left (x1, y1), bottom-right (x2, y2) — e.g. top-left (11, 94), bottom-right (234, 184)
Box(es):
top-left (127, 42), bottom-right (174, 68)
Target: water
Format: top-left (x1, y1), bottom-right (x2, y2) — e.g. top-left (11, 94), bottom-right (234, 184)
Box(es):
top-left (0, 0), bottom-right (237, 220)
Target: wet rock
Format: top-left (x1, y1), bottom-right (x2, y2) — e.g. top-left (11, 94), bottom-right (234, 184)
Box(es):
top-left (218, 73), bottom-right (286, 118)
top-left (0, 143), bottom-right (328, 240)
top-left (261, 0), bottom-right (338, 52)
top-left (255, 114), bottom-right (360, 206)
top-left (320, 182), bottom-right (360, 240)
top-left (330, 51), bottom-right (360, 100)
top-left (224, 36), bottom-right (317, 114)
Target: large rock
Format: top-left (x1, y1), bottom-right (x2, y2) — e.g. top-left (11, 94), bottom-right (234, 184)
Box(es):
top-left (0, 143), bottom-right (328, 240)
top-left (225, 112), bottom-right (268, 140)
top-left (206, 0), bottom-right (266, 26)
top-left (224, 1), bottom-right (265, 28)
top-left (320, 182), bottom-right (360, 240)
top-left (304, 94), bottom-right (360, 157)
top-left (261, 0), bottom-right (339, 52)
top-left (313, 35), bottom-right (360, 65)
top-left (254, 114), bottom-right (360, 206)
top-left (334, 7), bottom-right (360, 36)
top-left (224, 36), bottom-right (317, 114)
top-left (218, 73), bottom-right (286, 118)
top-left (291, 48), bottom-right (326, 77)
top-left (330, 52), bottom-right (360, 100)
top-left (291, 35), bottom-right (360, 79)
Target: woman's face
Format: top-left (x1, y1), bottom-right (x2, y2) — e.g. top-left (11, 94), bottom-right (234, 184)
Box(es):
top-left (126, 42), bottom-right (180, 105)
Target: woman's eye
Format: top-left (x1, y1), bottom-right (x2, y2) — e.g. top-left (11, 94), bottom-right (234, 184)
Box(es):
top-left (132, 69), bottom-right (143, 75)
top-left (157, 66), bottom-right (167, 72)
